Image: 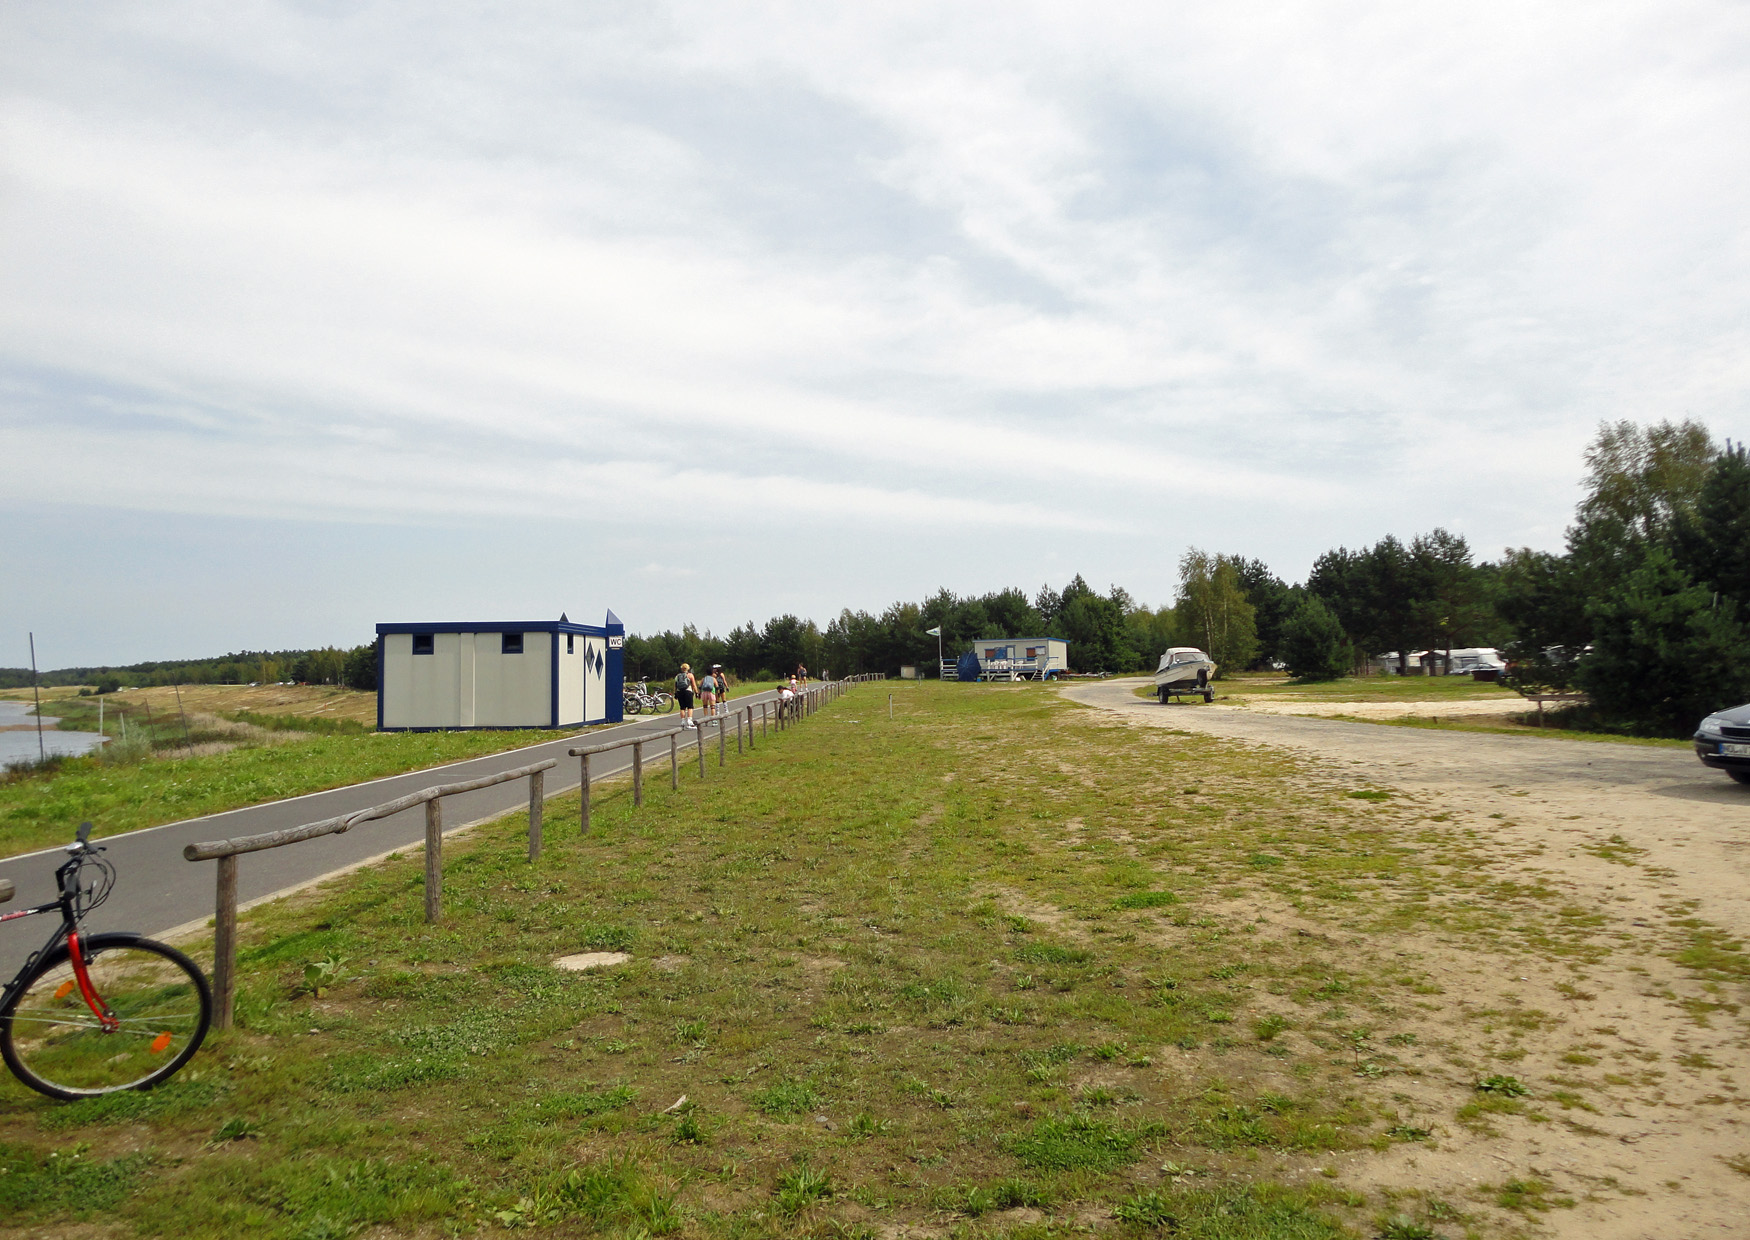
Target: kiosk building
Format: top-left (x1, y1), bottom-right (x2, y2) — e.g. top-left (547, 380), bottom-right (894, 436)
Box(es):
top-left (376, 611), bottom-right (624, 730)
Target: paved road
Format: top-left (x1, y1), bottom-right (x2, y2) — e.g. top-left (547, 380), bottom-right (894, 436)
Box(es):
top-left (0, 690), bottom-right (796, 975)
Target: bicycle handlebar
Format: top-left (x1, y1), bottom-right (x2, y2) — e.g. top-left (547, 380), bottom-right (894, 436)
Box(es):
top-left (55, 822), bottom-right (109, 906)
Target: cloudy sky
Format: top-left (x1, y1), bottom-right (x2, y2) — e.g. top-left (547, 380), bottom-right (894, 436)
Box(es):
top-left (3, 2), bottom-right (1748, 667)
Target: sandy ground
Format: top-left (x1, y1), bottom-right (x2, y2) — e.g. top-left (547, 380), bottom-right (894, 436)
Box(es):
top-left (1, 682), bottom-right (376, 723)
top-left (1230, 693), bottom-right (1535, 723)
top-left (103, 682), bottom-right (378, 723)
top-left (1064, 678), bottom-right (1750, 1240)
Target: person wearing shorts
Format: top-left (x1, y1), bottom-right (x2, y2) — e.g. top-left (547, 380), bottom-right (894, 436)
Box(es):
top-left (700, 668), bottom-right (717, 717)
top-left (676, 663), bottom-right (697, 728)
top-left (711, 664), bottom-right (728, 716)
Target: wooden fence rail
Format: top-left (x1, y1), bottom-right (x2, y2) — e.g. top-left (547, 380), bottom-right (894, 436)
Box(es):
top-left (184, 758), bottom-right (558, 1029)
top-left (182, 676), bottom-right (881, 1030)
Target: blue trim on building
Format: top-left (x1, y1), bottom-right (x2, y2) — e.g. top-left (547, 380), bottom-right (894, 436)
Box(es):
top-left (377, 620), bottom-right (607, 636)
top-left (375, 634), bottom-right (385, 731)
top-left (605, 611), bottom-right (625, 724)
top-left (549, 631), bottom-right (559, 729)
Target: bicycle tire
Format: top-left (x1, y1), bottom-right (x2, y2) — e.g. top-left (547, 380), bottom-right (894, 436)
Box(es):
top-left (653, 693), bottom-right (675, 714)
top-left (623, 695), bottom-right (643, 715)
top-left (1, 933), bottom-right (212, 1101)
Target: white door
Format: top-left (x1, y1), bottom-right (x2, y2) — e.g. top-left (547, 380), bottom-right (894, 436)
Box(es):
top-left (583, 636), bottom-right (606, 723)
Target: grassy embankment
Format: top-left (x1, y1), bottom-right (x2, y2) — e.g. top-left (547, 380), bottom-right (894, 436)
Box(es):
top-left (1134, 674), bottom-right (1688, 747)
top-left (0, 686), bottom-right (585, 859)
top-left (0, 681), bottom-right (1642, 1238)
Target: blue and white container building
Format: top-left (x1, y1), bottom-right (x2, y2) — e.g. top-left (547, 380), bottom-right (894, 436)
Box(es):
top-left (376, 611), bottom-right (625, 730)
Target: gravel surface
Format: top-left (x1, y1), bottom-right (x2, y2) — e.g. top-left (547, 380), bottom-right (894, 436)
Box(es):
top-left (1065, 677), bottom-right (1750, 1238)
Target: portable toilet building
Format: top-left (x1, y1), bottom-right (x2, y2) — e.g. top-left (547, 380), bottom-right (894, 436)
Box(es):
top-left (376, 611), bottom-right (624, 730)
top-left (972, 638), bottom-right (1068, 680)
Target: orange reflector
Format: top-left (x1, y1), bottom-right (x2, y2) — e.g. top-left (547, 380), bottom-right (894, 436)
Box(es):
top-left (150, 1032), bottom-right (173, 1054)
top-left (54, 980), bottom-right (75, 1000)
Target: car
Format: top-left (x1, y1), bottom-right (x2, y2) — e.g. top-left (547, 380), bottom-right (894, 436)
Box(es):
top-left (1694, 703), bottom-right (1750, 784)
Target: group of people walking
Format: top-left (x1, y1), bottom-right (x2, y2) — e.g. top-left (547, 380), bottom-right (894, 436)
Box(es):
top-left (672, 663), bottom-right (809, 729)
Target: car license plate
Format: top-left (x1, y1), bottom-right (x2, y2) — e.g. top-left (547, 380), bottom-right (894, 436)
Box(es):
top-left (1722, 742), bottom-right (1750, 757)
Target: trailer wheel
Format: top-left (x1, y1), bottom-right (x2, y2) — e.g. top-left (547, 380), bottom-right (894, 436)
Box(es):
top-left (1729, 770), bottom-right (1750, 786)
top-left (1158, 686), bottom-right (1169, 704)
top-left (1203, 690), bottom-right (1214, 703)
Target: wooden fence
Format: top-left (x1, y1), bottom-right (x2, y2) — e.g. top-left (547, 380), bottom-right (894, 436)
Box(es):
top-left (183, 676), bottom-right (878, 1028)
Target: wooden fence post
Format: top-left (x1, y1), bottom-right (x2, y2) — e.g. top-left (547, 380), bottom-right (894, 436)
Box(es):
top-left (633, 740), bottom-right (644, 807)
top-left (425, 798), bottom-right (443, 923)
top-left (213, 854), bottom-right (237, 1030)
top-left (761, 701), bottom-right (768, 738)
top-left (698, 725), bottom-right (708, 778)
top-left (736, 710), bottom-right (743, 754)
top-left (670, 732), bottom-right (679, 789)
top-left (718, 717), bottom-right (726, 766)
top-left (527, 768), bottom-right (543, 861)
top-left (745, 704), bottom-right (754, 749)
top-left (580, 753), bottom-right (592, 835)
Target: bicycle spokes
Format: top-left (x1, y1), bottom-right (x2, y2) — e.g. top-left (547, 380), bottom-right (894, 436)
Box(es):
top-left (3, 942), bottom-right (209, 1097)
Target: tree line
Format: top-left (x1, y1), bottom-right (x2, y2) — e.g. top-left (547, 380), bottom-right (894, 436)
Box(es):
top-left (627, 419), bottom-right (1750, 737)
top-left (11, 420), bottom-right (1741, 738)
top-left (2, 646), bottom-right (379, 694)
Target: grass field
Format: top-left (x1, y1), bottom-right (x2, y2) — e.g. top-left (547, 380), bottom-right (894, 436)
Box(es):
top-left (0, 685), bottom-right (596, 859)
top-left (1152, 674), bottom-right (1523, 703)
top-left (0, 680), bottom-right (1677, 1238)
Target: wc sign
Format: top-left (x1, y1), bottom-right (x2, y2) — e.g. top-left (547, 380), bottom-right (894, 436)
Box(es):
top-left (608, 636), bottom-right (623, 649)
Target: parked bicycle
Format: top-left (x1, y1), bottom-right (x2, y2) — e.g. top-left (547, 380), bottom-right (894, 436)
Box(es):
top-left (622, 681), bottom-right (676, 715)
top-left (0, 822), bottom-right (212, 1100)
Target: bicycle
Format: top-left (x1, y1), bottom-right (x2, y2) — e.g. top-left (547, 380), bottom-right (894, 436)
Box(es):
top-left (623, 681), bottom-right (676, 715)
top-left (0, 822), bottom-right (212, 1100)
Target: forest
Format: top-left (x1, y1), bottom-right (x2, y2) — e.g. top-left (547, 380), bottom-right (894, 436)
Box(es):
top-left (7, 421), bottom-right (1745, 738)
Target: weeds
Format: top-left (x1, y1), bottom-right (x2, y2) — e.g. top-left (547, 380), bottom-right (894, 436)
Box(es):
top-left (752, 1078), bottom-right (822, 1116)
top-left (774, 1163), bottom-right (833, 1215)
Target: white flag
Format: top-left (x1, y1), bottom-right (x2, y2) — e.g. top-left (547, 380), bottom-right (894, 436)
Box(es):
top-left (925, 626), bottom-right (942, 636)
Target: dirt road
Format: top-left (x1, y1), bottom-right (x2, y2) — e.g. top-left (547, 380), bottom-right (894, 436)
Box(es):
top-left (1065, 678), bottom-right (1750, 1239)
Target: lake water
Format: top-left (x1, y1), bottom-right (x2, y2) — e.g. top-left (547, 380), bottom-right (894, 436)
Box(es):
top-left (0, 700), bottom-right (109, 763)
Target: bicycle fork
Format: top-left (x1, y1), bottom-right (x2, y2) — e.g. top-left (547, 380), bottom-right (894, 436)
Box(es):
top-left (60, 929), bottom-right (121, 1033)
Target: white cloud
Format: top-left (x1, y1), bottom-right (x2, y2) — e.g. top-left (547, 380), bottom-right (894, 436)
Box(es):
top-left (2, 1), bottom-right (1748, 657)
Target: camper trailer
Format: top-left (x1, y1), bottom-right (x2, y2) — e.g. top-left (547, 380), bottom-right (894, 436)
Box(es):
top-left (958, 638), bottom-right (1069, 681)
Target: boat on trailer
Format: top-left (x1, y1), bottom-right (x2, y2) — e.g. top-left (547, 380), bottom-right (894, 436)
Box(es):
top-left (1155, 647), bottom-right (1215, 703)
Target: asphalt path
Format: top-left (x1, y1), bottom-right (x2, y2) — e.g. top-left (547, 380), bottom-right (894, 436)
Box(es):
top-left (0, 689), bottom-right (795, 976)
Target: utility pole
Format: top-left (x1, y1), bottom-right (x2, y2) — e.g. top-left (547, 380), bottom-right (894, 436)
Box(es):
top-left (28, 632), bottom-right (45, 763)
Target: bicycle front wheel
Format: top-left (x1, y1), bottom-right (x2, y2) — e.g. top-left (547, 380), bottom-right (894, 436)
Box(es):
top-left (654, 693), bottom-right (675, 714)
top-left (623, 695), bottom-right (643, 715)
top-left (2, 934), bottom-right (212, 1100)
